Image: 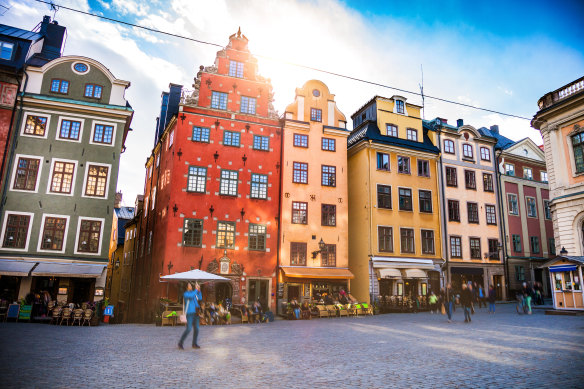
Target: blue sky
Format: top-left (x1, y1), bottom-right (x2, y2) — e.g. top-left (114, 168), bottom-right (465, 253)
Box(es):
top-left (5, 0), bottom-right (584, 205)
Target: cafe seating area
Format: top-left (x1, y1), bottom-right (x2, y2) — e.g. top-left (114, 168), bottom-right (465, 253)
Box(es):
top-left (286, 303), bottom-right (374, 319)
top-left (376, 295), bottom-right (429, 313)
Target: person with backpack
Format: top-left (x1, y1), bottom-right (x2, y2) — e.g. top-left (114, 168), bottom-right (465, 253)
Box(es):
top-left (178, 282), bottom-right (202, 350)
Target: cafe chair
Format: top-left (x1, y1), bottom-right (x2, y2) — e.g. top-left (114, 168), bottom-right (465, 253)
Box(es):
top-left (60, 307), bottom-right (72, 326)
top-left (72, 309), bottom-right (84, 326)
top-left (82, 309), bottom-right (93, 326)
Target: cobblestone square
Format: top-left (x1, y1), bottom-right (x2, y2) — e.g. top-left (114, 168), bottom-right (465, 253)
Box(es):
top-left (1, 304), bottom-right (583, 388)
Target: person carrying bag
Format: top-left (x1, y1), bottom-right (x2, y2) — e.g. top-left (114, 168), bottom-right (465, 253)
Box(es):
top-left (178, 282), bottom-right (202, 350)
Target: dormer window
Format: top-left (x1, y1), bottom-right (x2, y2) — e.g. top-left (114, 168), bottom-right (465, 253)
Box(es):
top-left (229, 60), bottom-right (244, 78)
top-left (84, 84), bottom-right (102, 99)
top-left (462, 144), bottom-right (473, 159)
top-left (0, 41), bottom-right (14, 60)
top-left (386, 124), bottom-right (397, 137)
top-left (406, 128), bottom-right (418, 141)
top-left (396, 100), bottom-right (404, 114)
top-left (50, 79), bottom-right (69, 94)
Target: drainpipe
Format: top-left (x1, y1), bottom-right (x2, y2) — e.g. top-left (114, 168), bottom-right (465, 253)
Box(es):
top-left (0, 72), bottom-right (22, 199)
top-left (367, 140), bottom-right (373, 303)
top-left (435, 123), bottom-right (449, 286)
top-left (275, 118), bottom-right (284, 314)
top-left (495, 149), bottom-right (510, 300)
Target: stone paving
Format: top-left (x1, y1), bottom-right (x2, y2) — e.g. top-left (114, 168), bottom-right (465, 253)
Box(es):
top-left (1, 303), bottom-right (584, 388)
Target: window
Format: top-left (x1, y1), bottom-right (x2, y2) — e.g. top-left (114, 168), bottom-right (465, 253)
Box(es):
top-left (378, 226), bottom-right (393, 252)
top-left (253, 135), bottom-right (269, 151)
top-left (450, 236), bottom-right (462, 258)
top-left (59, 119), bottom-right (81, 140)
top-left (322, 138), bottom-right (335, 151)
top-left (386, 124), bottom-right (397, 137)
top-left (515, 265), bottom-right (525, 281)
top-left (223, 131), bottom-right (240, 147)
top-left (183, 219), bottom-right (203, 247)
top-left (13, 157), bottom-right (39, 191)
top-left (84, 84), bottom-right (102, 99)
top-left (470, 238), bottom-right (481, 259)
top-left (462, 144), bottom-right (473, 159)
top-left (483, 173), bottom-right (494, 192)
top-left (541, 171), bottom-right (548, 182)
top-left (524, 167), bottom-right (533, 180)
top-left (377, 153), bottom-right (390, 171)
top-left (0, 41), bottom-right (14, 60)
top-left (467, 202), bottom-right (479, 224)
top-left (444, 139), bottom-right (455, 154)
top-left (292, 202), bottom-right (307, 224)
top-left (294, 134), bottom-right (308, 148)
top-left (377, 185), bottom-right (391, 209)
top-left (321, 204), bottom-right (336, 226)
top-left (77, 219), bottom-right (102, 253)
top-left (526, 197), bottom-right (537, 218)
top-left (321, 244), bottom-right (336, 267)
top-left (248, 224), bottom-right (266, 251)
top-left (2, 214), bottom-right (30, 248)
top-left (417, 159), bottom-right (430, 177)
top-left (216, 221), bottom-right (235, 249)
top-left (421, 230), bottom-right (435, 254)
top-left (187, 166), bottom-right (206, 193)
top-left (85, 165), bottom-right (109, 197)
top-left (73, 63), bottom-right (88, 73)
top-left (250, 174), bottom-right (268, 199)
top-left (508, 194), bottom-right (519, 215)
top-left (419, 190), bottom-right (432, 213)
top-left (448, 200), bottom-right (460, 222)
top-left (229, 60), bottom-right (244, 78)
top-left (395, 100), bottom-right (404, 114)
top-left (464, 170), bottom-right (476, 189)
top-left (192, 126), bottom-right (210, 143)
top-left (480, 147), bottom-right (491, 161)
top-left (50, 79), bottom-right (69, 94)
top-left (549, 238), bottom-right (556, 255)
top-left (321, 165), bottom-right (336, 187)
top-left (530, 237), bottom-right (540, 254)
top-left (156, 154), bottom-right (160, 167)
top-left (397, 156), bottom-right (410, 174)
top-left (290, 242), bottom-right (307, 265)
top-left (544, 200), bottom-right (551, 220)
top-left (406, 128), bottom-right (418, 141)
top-left (400, 228), bottom-right (415, 253)
top-left (512, 235), bottom-right (522, 252)
top-left (488, 239), bottom-right (500, 260)
top-left (240, 96), bottom-right (256, 114)
top-left (486, 205), bottom-right (497, 225)
top-left (93, 124), bottom-right (114, 144)
top-left (151, 187), bottom-right (156, 210)
top-left (446, 167), bottom-right (457, 187)
top-left (168, 130), bottom-right (175, 148)
top-left (399, 188), bottom-right (413, 211)
top-left (573, 133), bottom-right (584, 173)
top-left (211, 91), bottom-right (228, 110)
top-left (219, 170), bottom-right (238, 196)
top-left (50, 161), bottom-right (75, 194)
top-left (24, 115), bottom-right (47, 136)
top-left (293, 162), bottom-right (308, 184)
top-left (310, 108), bottom-right (322, 122)
top-left (505, 163), bottom-right (515, 176)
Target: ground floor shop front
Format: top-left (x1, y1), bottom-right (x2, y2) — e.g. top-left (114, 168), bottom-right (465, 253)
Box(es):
top-left (508, 257), bottom-right (551, 297)
top-left (543, 256), bottom-right (584, 311)
top-left (446, 263), bottom-right (506, 300)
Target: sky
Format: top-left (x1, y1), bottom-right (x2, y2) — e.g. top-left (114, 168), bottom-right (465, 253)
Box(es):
top-left (4, 0), bottom-right (584, 206)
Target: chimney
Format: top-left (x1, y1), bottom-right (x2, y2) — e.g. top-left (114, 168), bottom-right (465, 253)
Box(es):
top-left (39, 16), bottom-right (66, 61)
top-left (115, 191), bottom-right (123, 208)
top-left (490, 125), bottom-right (499, 134)
top-left (456, 119), bottom-right (464, 127)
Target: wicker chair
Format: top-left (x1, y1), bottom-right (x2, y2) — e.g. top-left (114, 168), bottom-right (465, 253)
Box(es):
top-left (72, 309), bottom-right (84, 326)
top-left (47, 301), bottom-right (56, 316)
top-left (82, 309), bottom-right (93, 326)
top-left (50, 307), bottom-right (62, 325)
top-left (60, 307), bottom-right (72, 326)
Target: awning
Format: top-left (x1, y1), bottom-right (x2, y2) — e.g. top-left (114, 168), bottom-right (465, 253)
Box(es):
top-left (378, 268), bottom-right (402, 278)
top-left (549, 265), bottom-right (578, 273)
top-left (402, 269), bottom-right (428, 279)
top-left (281, 267), bottom-right (354, 280)
top-left (32, 262), bottom-right (106, 278)
top-left (372, 256), bottom-right (436, 270)
top-left (450, 266), bottom-right (484, 275)
top-left (0, 259), bottom-right (37, 276)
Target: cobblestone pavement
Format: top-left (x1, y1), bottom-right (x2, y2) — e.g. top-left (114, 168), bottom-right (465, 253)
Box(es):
top-left (1, 303), bottom-right (583, 388)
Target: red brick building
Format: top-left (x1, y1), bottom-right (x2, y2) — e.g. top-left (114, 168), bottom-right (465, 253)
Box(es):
top-left (129, 30), bottom-right (281, 322)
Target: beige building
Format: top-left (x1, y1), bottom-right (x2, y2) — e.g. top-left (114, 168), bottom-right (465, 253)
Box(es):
top-left (278, 80), bottom-right (352, 311)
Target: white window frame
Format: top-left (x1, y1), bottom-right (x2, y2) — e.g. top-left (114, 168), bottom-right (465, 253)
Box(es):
top-left (523, 167), bottom-right (533, 180)
top-left (81, 162), bottom-right (112, 199)
top-left (9, 154), bottom-right (43, 193)
top-left (505, 163), bottom-right (515, 176)
top-left (46, 157), bottom-right (79, 197)
top-left (507, 193), bottom-right (519, 215)
top-left (73, 216), bottom-right (105, 256)
top-left (541, 171), bottom-right (548, 182)
top-left (0, 211), bottom-right (34, 252)
top-left (20, 111), bottom-right (51, 139)
top-left (55, 116), bottom-right (85, 143)
top-left (37, 213), bottom-right (70, 254)
top-left (89, 120), bottom-right (117, 147)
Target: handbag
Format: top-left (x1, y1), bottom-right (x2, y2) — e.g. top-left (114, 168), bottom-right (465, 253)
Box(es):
top-left (441, 303), bottom-right (446, 315)
top-left (180, 300), bottom-right (189, 323)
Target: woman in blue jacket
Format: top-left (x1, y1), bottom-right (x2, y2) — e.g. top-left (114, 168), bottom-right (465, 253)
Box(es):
top-left (178, 282), bottom-right (202, 350)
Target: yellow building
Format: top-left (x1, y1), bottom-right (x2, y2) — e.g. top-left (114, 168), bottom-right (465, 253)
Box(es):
top-left (278, 80), bottom-right (353, 311)
top-left (348, 95), bottom-right (442, 304)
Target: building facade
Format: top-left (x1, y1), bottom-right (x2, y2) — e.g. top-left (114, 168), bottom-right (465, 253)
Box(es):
top-left (348, 95), bottom-right (442, 304)
top-left (130, 30), bottom-right (281, 322)
top-left (432, 118), bottom-right (505, 297)
top-left (278, 79), bottom-right (352, 312)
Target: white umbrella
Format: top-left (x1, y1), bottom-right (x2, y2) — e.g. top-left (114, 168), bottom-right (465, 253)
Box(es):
top-left (160, 269), bottom-right (229, 282)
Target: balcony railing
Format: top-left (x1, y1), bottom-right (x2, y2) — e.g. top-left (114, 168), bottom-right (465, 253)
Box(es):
top-left (538, 76), bottom-right (584, 110)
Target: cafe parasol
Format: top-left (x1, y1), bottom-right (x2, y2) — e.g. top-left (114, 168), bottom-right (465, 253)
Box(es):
top-left (160, 269), bottom-right (229, 283)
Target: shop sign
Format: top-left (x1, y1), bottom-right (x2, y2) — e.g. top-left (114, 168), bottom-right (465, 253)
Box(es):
top-left (277, 283), bottom-right (284, 298)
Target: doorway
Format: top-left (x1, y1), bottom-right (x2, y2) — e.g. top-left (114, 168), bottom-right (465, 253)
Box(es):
top-left (71, 279), bottom-right (94, 304)
top-left (248, 278), bottom-right (269, 309)
top-left (215, 282), bottom-right (233, 305)
top-left (287, 284), bottom-right (300, 301)
top-left (493, 275), bottom-right (503, 300)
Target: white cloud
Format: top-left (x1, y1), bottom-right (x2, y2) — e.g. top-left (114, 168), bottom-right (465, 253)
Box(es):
top-left (111, 0), bottom-right (149, 17)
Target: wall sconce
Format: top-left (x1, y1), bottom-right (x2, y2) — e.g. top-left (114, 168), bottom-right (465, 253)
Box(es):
top-left (180, 113), bottom-right (186, 123)
top-left (311, 238), bottom-right (326, 259)
top-left (214, 120), bottom-right (220, 129)
top-left (560, 247), bottom-right (568, 256)
top-left (209, 205), bottom-right (215, 217)
top-left (245, 124), bottom-right (250, 132)
top-left (214, 151), bottom-right (219, 162)
top-left (177, 148), bottom-right (183, 160)
top-left (242, 154), bottom-right (247, 166)
top-left (232, 83), bottom-right (237, 90)
top-left (276, 162), bottom-right (280, 170)
top-left (240, 208), bottom-right (245, 219)
top-left (173, 204), bottom-right (178, 216)
top-left (115, 259), bottom-right (120, 268)
top-left (167, 261), bottom-right (173, 274)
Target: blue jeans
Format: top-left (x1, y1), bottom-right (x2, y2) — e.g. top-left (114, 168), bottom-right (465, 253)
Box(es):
top-left (294, 308), bottom-right (300, 319)
top-left (488, 303), bottom-right (495, 313)
top-left (447, 302), bottom-right (453, 320)
top-left (464, 306), bottom-right (471, 321)
top-left (179, 313), bottom-right (199, 347)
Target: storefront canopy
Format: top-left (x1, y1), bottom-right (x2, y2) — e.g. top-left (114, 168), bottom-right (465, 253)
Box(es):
top-left (281, 267), bottom-right (354, 280)
top-left (160, 269), bottom-right (229, 282)
top-left (372, 257), bottom-right (436, 270)
top-left (378, 268), bottom-right (402, 278)
top-left (0, 259), bottom-right (37, 276)
top-left (549, 265), bottom-right (578, 272)
top-left (32, 262), bottom-right (106, 278)
top-left (402, 269), bottom-right (427, 279)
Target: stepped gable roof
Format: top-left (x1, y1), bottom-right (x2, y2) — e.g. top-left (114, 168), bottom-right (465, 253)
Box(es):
top-left (348, 120), bottom-right (439, 154)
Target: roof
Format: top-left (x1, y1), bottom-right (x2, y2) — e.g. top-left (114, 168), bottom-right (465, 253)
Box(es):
top-left (348, 120), bottom-right (439, 154)
top-left (115, 206), bottom-right (135, 220)
top-left (478, 127), bottom-right (516, 150)
top-left (541, 256), bottom-right (584, 268)
top-left (0, 24), bottom-right (43, 41)
top-left (115, 207), bottom-right (135, 245)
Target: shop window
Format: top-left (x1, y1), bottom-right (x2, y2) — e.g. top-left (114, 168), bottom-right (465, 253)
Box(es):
top-left (290, 242), bottom-right (307, 265)
top-left (483, 173), bottom-right (494, 192)
top-left (448, 200), bottom-right (460, 222)
top-left (446, 167), bottom-right (457, 187)
top-left (470, 238), bottom-right (481, 259)
top-left (219, 170), bottom-right (238, 196)
top-left (398, 188), bottom-right (412, 211)
top-left (378, 226), bottom-right (393, 252)
top-left (192, 126), bottom-right (210, 143)
top-left (294, 133), bottom-right (308, 148)
top-left (467, 202), bottom-right (479, 224)
top-left (421, 230), bottom-right (435, 254)
top-left (292, 202), bottom-right (308, 224)
top-left (397, 156), bottom-right (410, 174)
top-left (465, 170), bottom-right (476, 189)
top-left (250, 173), bottom-right (268, 199)
top-left (377, 152), bottom-right (390, 171)
top-left (377, 185), bottom-right (391, 209)
top-left (13, 157), bottom-right (40, 191)
top-left (400, 228), bottom-right (415, 253)
top-left (322, 138), bottom-right (335, 151)
top-left (321, 165), bottom-right (336, 187)
top-left (183, 219), bottom-right (203, 247)
top-left (418, 159), bottom-right (430, 177)
top-left (2, 214), bottom-right (31, 249)
top-left (78, 219), bottom-right (102, 253)
top-left (216, 221), bottom-right (235, 249)
top-left (248, 224), bottom-right (266, 251)
top-left (187, 166), bottom-right (206, 193)
top-left (321, 204), bottom-right (336, 226)
top-left (419, 190), bottom-right (432, 213)
top-left (293, 162), bottom-right (308, 184)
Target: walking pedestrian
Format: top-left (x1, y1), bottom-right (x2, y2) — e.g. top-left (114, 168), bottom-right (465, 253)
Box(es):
top-left (178, 282), bottom-right (202, 350)
top-left (445, 283), bottom-right (454, 322)
top-left (428, 291), bottom-right (438, 314)
top-left (522, 282), bottom-right (533, 315)
top-left (488, 284), bottom-right (496, 314)
top-left (461, 283), bottom-right (473, 323)
top-left (478, 285), bottom-right (485, 308)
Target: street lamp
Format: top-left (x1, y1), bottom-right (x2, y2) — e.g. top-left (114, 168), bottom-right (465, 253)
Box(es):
top-left (560, 247), bottom-right (568, 256)
top-left (311, 238), bottom-right (326, 259)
